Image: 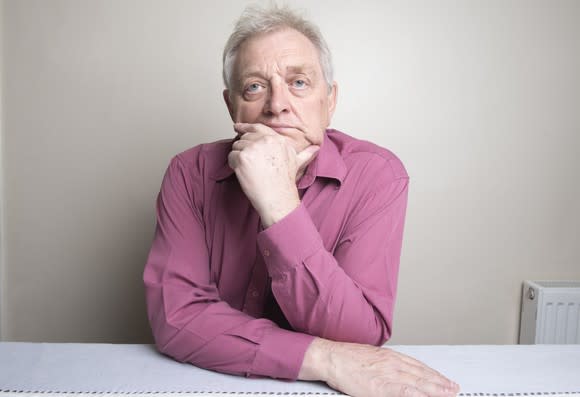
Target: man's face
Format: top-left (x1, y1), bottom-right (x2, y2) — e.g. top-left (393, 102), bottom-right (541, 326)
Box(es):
top-left (224, 28), bottom-right (337, 152)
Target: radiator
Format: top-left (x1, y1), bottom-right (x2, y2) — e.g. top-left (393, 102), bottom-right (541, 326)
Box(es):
top-left (519, 280), bottom-right (580, 344)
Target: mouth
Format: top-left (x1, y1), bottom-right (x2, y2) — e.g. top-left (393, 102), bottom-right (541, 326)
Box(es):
top-left (263, 123), bottom-right (300, 134)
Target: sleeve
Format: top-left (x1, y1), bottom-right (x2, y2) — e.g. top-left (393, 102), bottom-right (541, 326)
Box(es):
top-left (256, 158), bottom-right (409, 345)
top-left (143, 154), bottom-right (314, 380)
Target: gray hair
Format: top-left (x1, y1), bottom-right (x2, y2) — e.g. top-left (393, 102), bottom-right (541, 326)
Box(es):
top-left (222, 4), bottom-right (334, 93)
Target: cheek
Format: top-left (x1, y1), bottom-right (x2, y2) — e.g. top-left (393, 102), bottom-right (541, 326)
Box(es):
top-left (302, 98), bottom-right (329, 133)
top-left (318, 98), bottom-right (331, 122)
top-left (234, 101), bottom-right (262, 122)
top-left (302, 119), bottom-right (325, 145)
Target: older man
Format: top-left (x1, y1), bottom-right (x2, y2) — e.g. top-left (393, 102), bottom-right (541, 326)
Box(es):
top-left (144, 5), bottom-right (459, 397)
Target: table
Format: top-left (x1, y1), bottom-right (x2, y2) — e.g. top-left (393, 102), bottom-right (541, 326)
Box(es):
top-left (0, 343), bottom-right (579, 396)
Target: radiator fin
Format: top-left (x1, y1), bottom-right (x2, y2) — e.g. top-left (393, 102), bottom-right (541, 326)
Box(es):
top-left (519, 280), bottom-right (580, 344)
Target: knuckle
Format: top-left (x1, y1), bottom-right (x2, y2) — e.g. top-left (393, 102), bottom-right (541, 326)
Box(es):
top-left (368, 376), bottom-right (383, 388)
top-left (262, 135), bottom-right (275, 144)
top-left (237, 150), bottom-right (249, 162)
top-left (382, 355), bottom-right (399, 369)
top-left (368, 376), bottom-right (391, 393)
top-left (400, 385), bottom-right (419, 397)
top-left (414, 377), bottom-right (429, 390)
top-left (227, 153), bottom-right (238, 168)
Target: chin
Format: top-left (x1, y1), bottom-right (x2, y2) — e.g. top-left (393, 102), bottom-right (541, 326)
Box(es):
top-left (292, 140), bottom-right (313, 152)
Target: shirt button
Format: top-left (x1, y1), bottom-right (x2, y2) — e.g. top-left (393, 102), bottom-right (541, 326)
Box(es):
top-left (263, 249), bottom-right (270, 257)
top-left (252, 290), bottom-right (260, 298)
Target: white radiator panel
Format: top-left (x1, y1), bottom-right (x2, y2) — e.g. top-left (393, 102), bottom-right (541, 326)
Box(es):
top-left (519, 280), bottom-right (580, 344)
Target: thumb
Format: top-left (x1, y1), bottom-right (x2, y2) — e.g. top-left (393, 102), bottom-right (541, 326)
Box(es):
top-left (296, 145), bottom-right (320, 169)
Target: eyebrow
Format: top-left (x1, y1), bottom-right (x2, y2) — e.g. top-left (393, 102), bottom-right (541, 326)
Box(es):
top-left (238, 64), bottom-right (318, 82)
top-left (286, 65), bottom-right (317, 75)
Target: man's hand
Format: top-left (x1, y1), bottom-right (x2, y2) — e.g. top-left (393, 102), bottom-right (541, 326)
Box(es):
top-left (299, 338), bottom-right (460, 397)
top-left (228, 123), bottom-right (319, 227)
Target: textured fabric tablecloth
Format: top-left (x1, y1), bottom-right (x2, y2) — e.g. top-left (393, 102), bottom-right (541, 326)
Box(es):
top-left (0, 343), bottom-right (579, 396)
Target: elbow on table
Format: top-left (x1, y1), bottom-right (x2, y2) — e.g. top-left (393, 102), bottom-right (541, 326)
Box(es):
top-left (150, 317), bottom-right (254, 378)
top-left (145, 301), bottom-right (206, 364)
top-left (149, 319), bottom-right (189, 363)
top-left (151, 319), bottom-right (210, 365)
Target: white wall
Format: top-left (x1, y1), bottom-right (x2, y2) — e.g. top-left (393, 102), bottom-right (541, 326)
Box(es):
top-left (1, 0), bottom-right (579, 344)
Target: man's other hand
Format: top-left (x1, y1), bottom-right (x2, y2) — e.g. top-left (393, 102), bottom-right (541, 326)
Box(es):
top-left (228, 123), bottom-right (319, 227)
top-left (299, 338), bottom-right (460, 397)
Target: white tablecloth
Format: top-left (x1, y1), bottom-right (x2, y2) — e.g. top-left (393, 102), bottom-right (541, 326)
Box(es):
top-left (0, 343), bottom-right (579, 396)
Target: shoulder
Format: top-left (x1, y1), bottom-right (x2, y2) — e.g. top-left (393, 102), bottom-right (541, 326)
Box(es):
top-left (168, 139), bottom-right (232, 179)
top-left (327, 129), bottom-right (409, 182)
top-left (158, 139), bottom-right (233, 209)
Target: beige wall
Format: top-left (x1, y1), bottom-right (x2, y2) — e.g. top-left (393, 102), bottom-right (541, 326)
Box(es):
top-left (1, 0), bottom-right (579, 344)
top-left (0, 0), bottom-right (5, 339)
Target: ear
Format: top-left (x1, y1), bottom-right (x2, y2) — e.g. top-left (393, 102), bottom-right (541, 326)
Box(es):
top-left (327, 82), bottom-right (338, 119)
top-left (223, 89), bottom-right (235, 121)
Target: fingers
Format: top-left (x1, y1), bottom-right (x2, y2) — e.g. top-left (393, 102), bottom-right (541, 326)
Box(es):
top-left (227, 150), bottom-right (240, 169)
top-left (393, 352), bottom-right (459, 391)
top-left (233, 122), bottom-right (255, 135)
top-left (233, 122), bottom-right (276, 136)
top-left (229, 123), bottom-right (319, 183)
top-left (231, 127), bottom-right (276, 151)
top-left (234, 131), bottom-right (264, 142)
top-left (402, 365), bottom-right (458, 393)
top-left (296, 145), bottom-right (320, 170)
top-left (394, 372), bottom-right (459, 397)
top-left (232, 122), bottom-right (278, 151)
top-left (382, 349), bottom-right (454, 384)
top-left (320, 342), bottom-right (461, 397)
top-left (386, 384), bottom-right (428, 397)
top-left (231, 138), bottom-right (253, 151)
top-left (231, 131), bottom-right (285, 153)
top-left (381, 350), bottom-right (458, 396)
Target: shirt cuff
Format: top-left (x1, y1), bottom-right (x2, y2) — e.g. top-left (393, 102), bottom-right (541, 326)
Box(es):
top-left (256, 203), bottom-right (323, 277)
top-left (252, 327), bottom-right (315, 380)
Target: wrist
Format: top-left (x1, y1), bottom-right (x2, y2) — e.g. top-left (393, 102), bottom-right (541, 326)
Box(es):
top-left (298, 337), bottom-right (335, 382)
top-left (258, 195), bottom-right (300, 228)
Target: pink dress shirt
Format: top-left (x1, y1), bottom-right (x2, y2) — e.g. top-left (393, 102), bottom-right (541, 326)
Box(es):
top-left (143, 129), bottom-right (409, 381)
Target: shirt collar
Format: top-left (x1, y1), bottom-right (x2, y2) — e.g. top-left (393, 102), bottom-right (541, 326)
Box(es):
top-left (210, 129), bottom-right (347, 187)
top-left (297, 130), bottom-right (346, 189)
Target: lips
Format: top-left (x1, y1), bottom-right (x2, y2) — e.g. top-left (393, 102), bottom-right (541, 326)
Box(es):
top-left (264, 123), bottom-right (294, 129)
top-left (263, 123), bottom-right (300, 134)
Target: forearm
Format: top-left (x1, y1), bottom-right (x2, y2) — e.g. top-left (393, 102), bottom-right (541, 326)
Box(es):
top-left (258, 203), bottom-right (400, 344)
top-left (146, 282), bottom-right (314, 379)
top-left (271, 250), bottom-right (388, 344)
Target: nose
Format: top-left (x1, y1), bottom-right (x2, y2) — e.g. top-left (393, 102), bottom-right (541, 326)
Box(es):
top-left (264, 82), bottom-right (290, 116)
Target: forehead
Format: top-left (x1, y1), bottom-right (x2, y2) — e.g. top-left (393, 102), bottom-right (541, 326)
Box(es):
top-left (235, 28), bottom-right (321, 77)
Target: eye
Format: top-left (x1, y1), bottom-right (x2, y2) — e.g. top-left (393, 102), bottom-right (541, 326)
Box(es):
top-left (292, 79), bottom-right (307, 89)
top-left (245, 83), bottom-right (263, 93)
